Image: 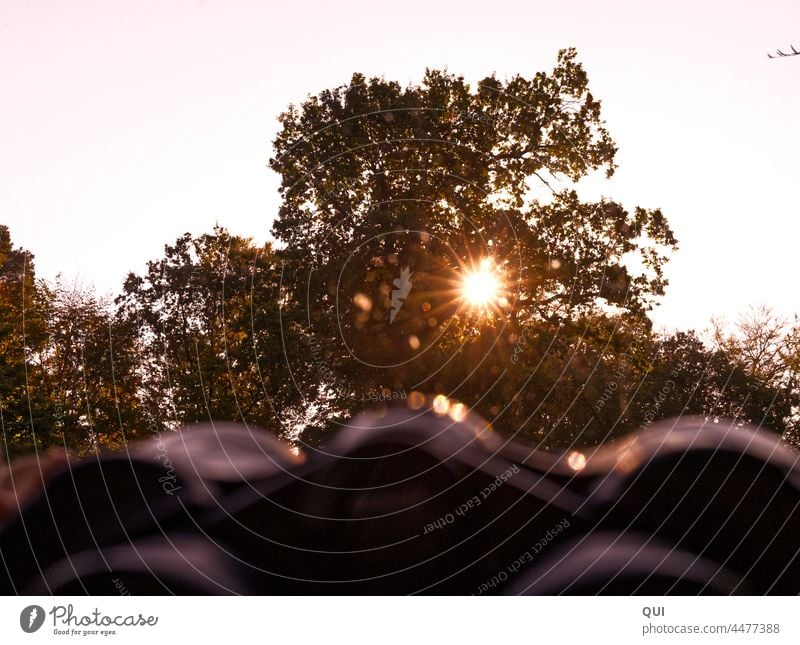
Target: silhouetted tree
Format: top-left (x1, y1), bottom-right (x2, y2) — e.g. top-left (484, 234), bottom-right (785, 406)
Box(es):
top-left (34, 280), bottom-right (148, 454)
top-left (115, 226), bottom-right (306, 440)
top-left (269, 50), bottom-right (678, 445)
top-left (0, 225), bottom-right (50, 457)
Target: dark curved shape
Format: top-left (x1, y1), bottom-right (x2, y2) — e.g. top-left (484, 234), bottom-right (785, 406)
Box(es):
top-left (1, 405), bottom-right (799, 595)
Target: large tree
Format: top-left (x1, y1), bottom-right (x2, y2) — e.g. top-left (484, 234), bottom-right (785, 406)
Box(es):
top-left (269, 50), bottom-right (678, 444)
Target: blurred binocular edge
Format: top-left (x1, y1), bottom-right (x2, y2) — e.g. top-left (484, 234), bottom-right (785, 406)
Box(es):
top-left (2, 406), bottom-right (799, 595)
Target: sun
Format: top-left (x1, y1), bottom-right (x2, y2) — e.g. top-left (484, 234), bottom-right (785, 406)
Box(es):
top-left (461, 258), bottom-right (500, 308)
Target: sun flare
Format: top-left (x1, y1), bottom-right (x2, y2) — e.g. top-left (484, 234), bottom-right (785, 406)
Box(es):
top-left (461, 258), bottom-right (500, 308)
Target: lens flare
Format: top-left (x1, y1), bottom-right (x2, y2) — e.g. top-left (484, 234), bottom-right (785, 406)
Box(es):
top-left (432, 394), bottom-right (450, 416)
top-left (461, 258), bottom-right (500, 308)
top-left (567, 451), bottom-right (587, 471)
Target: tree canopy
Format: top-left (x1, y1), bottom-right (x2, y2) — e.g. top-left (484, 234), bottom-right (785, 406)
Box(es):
top-left (1, 50), bottom-right (798, 457)
top-left (268, 49), bottom-right (678, 444)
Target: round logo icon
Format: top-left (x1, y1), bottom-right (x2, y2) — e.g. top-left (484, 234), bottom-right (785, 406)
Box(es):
top-left (20, 605), bottom-right (45, 633)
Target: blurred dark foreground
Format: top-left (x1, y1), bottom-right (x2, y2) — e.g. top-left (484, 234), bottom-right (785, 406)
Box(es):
top-left (2, 400), bottom-right (799, 595)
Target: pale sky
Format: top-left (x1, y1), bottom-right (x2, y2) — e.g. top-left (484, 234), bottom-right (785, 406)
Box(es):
top-left (1, 0), bottom-right (798, 332)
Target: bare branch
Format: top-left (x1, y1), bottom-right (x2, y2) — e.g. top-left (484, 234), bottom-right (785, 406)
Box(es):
top-left (767, 44), bottom-right (800, 59)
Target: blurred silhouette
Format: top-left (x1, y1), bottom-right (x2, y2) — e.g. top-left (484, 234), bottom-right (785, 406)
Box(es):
top-left (2, 401), bottom-right (799, 595)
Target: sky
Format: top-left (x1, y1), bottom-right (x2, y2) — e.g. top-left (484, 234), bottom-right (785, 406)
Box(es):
top-left (1, 0), bottom-right (798, 332)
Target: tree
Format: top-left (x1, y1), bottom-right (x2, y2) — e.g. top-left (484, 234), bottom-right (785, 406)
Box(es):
top-left (115, 226), bottom-right (305, 440)
top-left (0, 225), bottom-right (50, 457)
top-left (268, 50), bottom-right (677, 444)
top-left (34, 280), bottom-right (148, 454)
top-left (712, 306), bottom-right (800, 443)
